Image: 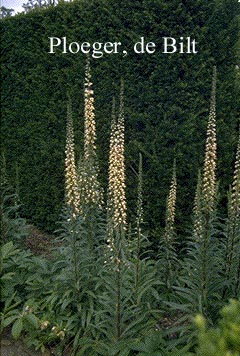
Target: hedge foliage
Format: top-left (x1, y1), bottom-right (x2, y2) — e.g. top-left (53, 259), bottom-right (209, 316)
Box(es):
top-left (1, 0), bottom-right (239, 232)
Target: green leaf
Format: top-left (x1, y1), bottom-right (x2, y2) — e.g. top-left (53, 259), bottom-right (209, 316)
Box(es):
top-left (12, 318), bottom-right (23, 339)
top-left (2, 315), bottom-right (18, 328)
top-left (130, 341), bottom-right (147, 352)
top-left (25, 313), bottom-right (38, 328)
top-left (61, 298), bottom-right (73, 310)
top-left (0, 272), bottom-right (15, 281)
top-left (4, 296), bottom-right (20, 311)
top-left (1, 242), bottom-right (18, 260)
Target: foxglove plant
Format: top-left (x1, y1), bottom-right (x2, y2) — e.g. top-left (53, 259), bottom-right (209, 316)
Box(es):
top-left (78, 58), bottom-right (103, 211)
top-left (65, 95), bottom-right (80, 219)
top-left (158, 160), bottom-right (178, 295)
top-left (165, 159), bottom-right (177, 244)
top-left (172, 68), bottom-right (221, 333)
top-left (201, 66), bottom-right (217, 217)
top-left (164, 159), bottom-right (177, 289)
top-left (193, 66), bottom-right (217, 237)
top-left (75, 59), bottom-right (106, 252)
top-left (193, 171), bottom-right (204, 240)
top-left (223, 131), bottom-right (240, 297)
top-left (97, 86), bottom-right (130, 347)
top-left (129, 153), bottom-right (160, 318)
top-left (107, 81), bottom-right (127, 232)
top-left (95, 124), bottom-right (158, 354)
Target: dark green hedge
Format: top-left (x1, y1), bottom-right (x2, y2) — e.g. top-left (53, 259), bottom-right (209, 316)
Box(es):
top-left (1, 0), bottom-right (239, 233)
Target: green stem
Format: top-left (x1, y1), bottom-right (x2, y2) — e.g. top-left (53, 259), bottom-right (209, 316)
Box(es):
top-left (116, 259), bottom-right (122, 339)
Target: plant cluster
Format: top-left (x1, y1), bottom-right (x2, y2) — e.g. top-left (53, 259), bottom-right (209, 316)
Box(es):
top-left (195, 299), bottom-right (240, 356)
top-left (1, 0), bottom-right (239, 233)
top-left (1, 65), bottom-right (239, 356)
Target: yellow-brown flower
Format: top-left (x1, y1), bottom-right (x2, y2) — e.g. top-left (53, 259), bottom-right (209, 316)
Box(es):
top-left (65, 97), bottom-right (80, 218)
top-left (202, 66), bottom-right (217, 215)
top-left (108, 82), bottom-right (127, 230)
top-left (78, 58), bottom-right (103, 208)
top-left (229, 131), bottom-right (240, 223)
top-left (165, 160), bottom-right (177, 241)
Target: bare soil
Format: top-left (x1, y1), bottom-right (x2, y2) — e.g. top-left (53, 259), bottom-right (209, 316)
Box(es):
top-left (25, 226), bottom-right (56, 256)
top-left (1, 329), bottom-right (48, 356)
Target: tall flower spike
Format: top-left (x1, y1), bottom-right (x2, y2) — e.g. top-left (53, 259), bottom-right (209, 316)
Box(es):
top-left (84, 57), bottom-right (96, 161)
top-left (107, 97), bottom-right (117, 229)
top-left (230, 131), bottom-right (240, 295)
top-left (115, 80), bottom-right (127, 227)
top-left (165, 159), bottom-right (177, 241)
top-left (65, 95), bottom-right (80, 218)
top-left (224, 131), bottom-right (240, 297)
top-left (229, 131), bottom-right (240, 223)
top-left (193, 171), bottom-right (204, 239)
top-left (136, 152), bottom-right (143, 230)
top-left (78, 58), bottom-right (103, 208)
top-left (202, 66), bottom-right (217, 215)
top-left (108, 82), bottom-right (127, 229)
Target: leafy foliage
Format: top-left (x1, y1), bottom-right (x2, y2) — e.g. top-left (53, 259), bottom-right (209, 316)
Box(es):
top-left (195, 299), bottom-right (240, 356)
top-left (222, 132), bottom-right (240, 299)
top-left (0, 155), bottom-right (30, 243)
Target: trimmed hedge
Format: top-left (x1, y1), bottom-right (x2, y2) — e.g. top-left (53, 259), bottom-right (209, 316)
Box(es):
top-left (1, 0), bottom-right (239, 233)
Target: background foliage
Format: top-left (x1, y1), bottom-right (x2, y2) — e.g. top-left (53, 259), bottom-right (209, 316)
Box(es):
top-left (1, 0), bottom-right (239, 235)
